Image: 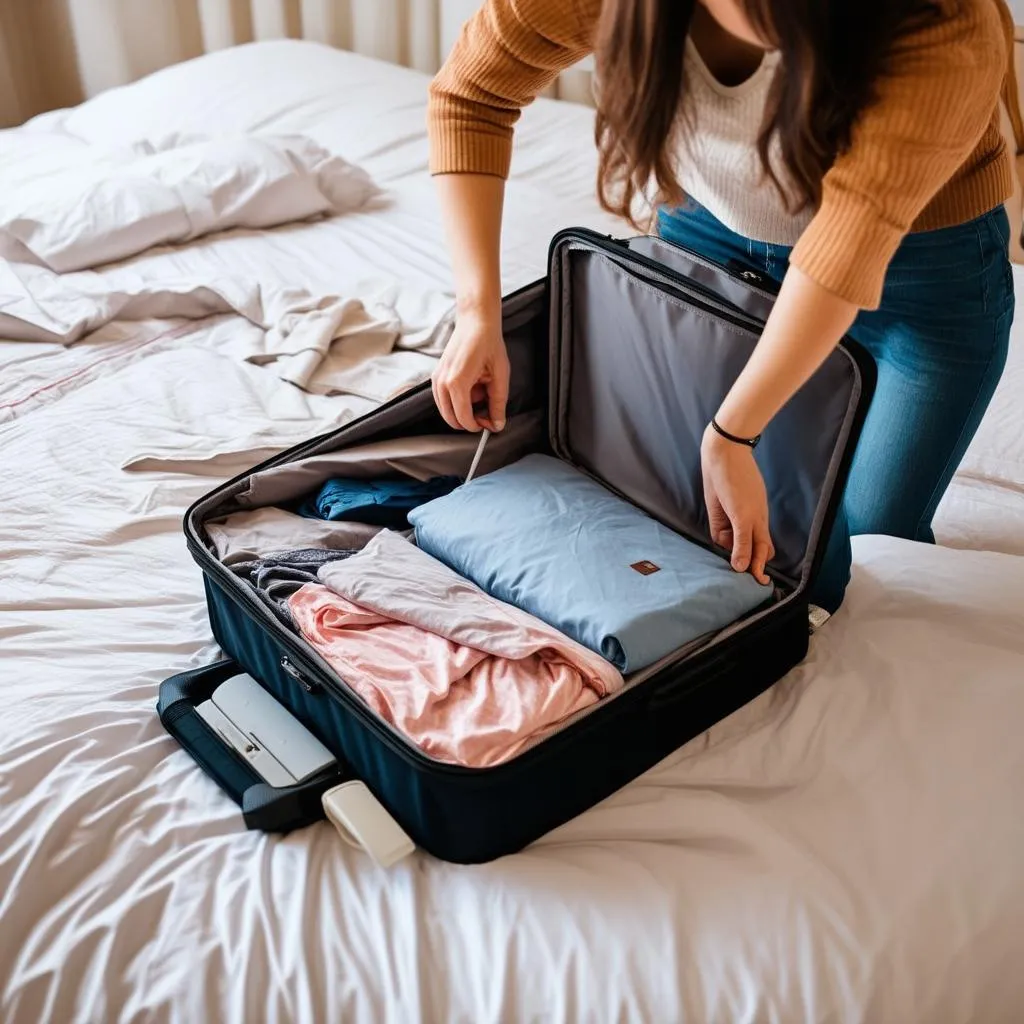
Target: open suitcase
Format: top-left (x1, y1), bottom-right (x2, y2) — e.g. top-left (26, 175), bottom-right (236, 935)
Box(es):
top-left (159, 227), bottom-right (875, 864)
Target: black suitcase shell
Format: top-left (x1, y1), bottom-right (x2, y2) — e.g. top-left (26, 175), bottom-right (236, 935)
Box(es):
top-left (165, 228), bottom-right (875, 863)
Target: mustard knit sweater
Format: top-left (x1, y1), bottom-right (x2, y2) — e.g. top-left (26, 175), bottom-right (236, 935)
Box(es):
top-left (428, 0), bottom-right (1020, 309)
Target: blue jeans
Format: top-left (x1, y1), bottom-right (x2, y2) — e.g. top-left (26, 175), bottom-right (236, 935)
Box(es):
top-left (657, 202), bottom-right (1014, 613)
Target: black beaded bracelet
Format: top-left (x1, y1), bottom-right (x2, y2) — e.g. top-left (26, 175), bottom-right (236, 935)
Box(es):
top-left (711, 417), bottom-right (762, 449)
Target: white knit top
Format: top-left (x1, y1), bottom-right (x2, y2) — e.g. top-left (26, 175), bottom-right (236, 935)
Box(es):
top-left (675, 40), bottom-right (813, 246)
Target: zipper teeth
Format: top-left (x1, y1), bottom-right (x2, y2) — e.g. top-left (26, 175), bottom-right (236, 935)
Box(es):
top-left (637, 232), bottom-right (780, 301)
top-left (566, 239), bottom-right (763, 334)
top-left (634, 264), bottom-right (761, 332)
top-left (610, 251), bottom-right (761, 328)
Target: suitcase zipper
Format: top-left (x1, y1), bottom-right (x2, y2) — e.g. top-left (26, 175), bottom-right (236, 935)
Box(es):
top-left (592, 242), bottom-right (765, 327)
top-left (280, 655), bottom-right (319, 693)
top-left (572, 244), bottom-right (763, 334)
top-left (552, 228), bottom-right (767, 335)
top-left (628, 230), bottom-right (781, 300)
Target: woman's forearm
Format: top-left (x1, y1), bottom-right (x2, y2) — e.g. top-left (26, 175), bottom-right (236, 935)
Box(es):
top-left (714, 266), bottom-right (859, 438)
top-left (436, 173), bottom-right (506, 322)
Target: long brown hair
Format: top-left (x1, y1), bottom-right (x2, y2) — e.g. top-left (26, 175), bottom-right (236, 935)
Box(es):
top-left (594, 0), bottom-right (943, 225)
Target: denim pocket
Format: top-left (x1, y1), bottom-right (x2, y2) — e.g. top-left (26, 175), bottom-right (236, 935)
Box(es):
top-left (881, 211), bottom-right (1010, 320)
top-left (981, 207), bottom-right (1015, 315)
top-left (985, 205), bottom-right (1011, 250)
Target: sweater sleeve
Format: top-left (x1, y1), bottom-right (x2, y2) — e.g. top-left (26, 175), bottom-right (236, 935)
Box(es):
top-left (428, 0), bottom-right (597, 178)
top-left (789, 0), bottom-right (1008, 310)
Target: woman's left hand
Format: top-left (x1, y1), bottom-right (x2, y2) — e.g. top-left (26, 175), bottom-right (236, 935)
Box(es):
top-left (700, 425), bottom-right (774, 585)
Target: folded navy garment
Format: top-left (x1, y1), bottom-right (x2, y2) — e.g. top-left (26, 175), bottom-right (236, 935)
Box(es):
top-left (297, 476), bottom-right (460, 528)
top-left (409, 454), bottom-right (773, 673)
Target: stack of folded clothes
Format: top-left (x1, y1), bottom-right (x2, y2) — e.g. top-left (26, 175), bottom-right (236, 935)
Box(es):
top-left (288, 530), bottom-right (622, 767)
top-left (217, 456), bottom-right (772, 766)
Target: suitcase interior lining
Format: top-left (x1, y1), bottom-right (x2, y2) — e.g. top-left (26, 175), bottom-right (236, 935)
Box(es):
top-left (550, 243), bottom-right (863, 588)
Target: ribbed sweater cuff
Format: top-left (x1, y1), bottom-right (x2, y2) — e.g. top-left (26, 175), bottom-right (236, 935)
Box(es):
top-left (428, 120), bottom-right (513, 178)
top-left (790, 190), bottom-right (906, 310)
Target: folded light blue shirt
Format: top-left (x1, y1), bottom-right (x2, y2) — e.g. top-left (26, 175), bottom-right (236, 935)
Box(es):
top-left (408, 454), bottom-right (772, 673)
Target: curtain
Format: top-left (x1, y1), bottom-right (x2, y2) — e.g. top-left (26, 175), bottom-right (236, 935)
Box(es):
top-left (0, 0), bottom-right (598, 130)
top-left (0, 7), bottom-right (31, 128)
top-left (0, 0), bottom-right (445, 127)
top-left (0, 0), bottom-right (84, 126)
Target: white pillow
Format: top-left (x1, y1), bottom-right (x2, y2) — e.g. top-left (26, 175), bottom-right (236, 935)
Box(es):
top-left (0, 133), bottom-right (378, 272)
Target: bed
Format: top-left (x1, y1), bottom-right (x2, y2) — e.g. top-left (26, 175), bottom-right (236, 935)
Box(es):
top-left (2, 40), bottom-right (1024, 1024)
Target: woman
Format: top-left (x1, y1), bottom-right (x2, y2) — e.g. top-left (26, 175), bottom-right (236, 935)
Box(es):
top-left (427, 0), bottom-right (1019, 613)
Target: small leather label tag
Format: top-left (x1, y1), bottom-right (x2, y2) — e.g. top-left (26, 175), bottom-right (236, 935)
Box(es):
top-left (630, 560), bottom-right (661, 576)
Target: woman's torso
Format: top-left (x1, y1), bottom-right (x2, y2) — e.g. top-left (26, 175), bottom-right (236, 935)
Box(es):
top-left (672, 1), bottom-right (1013, 244)
top-left (674, 26), bottom-right (810, 246)
top-left (428, 0), bottom-right (1017, 288)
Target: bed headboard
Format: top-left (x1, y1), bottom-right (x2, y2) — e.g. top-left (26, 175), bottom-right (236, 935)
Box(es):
top-left (0, 0), bottom-right (595, 129)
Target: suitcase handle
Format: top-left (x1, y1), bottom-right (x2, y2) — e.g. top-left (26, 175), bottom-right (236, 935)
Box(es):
top-left (157, 659), bottom-right (346, 832)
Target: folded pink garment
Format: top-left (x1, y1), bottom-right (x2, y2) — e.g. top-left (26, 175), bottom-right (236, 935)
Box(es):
top-left (287, 530), bottom-right (623, 768)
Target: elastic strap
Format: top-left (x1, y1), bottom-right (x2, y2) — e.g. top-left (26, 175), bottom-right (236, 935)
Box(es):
top-left (711, 417), bottom-right (761, 449)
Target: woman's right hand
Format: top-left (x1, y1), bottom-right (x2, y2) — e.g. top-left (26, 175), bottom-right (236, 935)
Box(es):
top-left (432, 310), bottom-right (510, 433)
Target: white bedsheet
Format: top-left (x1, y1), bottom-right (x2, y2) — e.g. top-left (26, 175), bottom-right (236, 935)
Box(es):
top-left (2, 40), bottom-right (1024, 1024)
top-left (0, 42), bottom-right (623, 426)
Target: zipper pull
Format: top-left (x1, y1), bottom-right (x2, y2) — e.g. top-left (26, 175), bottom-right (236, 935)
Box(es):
top-left (281, 655), bottom-right (320, 694)
top-left (726, 259), bottom-right (779, 293)
top-left (465, 429), bottom-right (491, 483)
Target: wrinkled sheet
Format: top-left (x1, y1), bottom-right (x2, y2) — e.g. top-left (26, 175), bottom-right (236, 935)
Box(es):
top-left (0, 257), bottom-right (452, 399)
top-left (0, 130), bottom-right (453, 400)
top-left (2, 39), bottom-right (1024, 1024)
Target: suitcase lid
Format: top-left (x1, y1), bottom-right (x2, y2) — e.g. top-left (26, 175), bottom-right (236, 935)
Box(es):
top-left (546, 228), bottom-right (876, 589)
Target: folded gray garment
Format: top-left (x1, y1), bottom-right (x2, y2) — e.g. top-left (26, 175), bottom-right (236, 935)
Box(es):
top-left (206, 507), bottom-right (393, 565)
top-left (231, 547), bottom-right (358, 625)
top-left (236, 410), bottom-right (544, 508)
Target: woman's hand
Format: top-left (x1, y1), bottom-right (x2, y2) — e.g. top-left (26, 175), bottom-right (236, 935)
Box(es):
top-left (701, 426), bottom-right (774, 584)
top-left (699, 269), bottom-right (857, 585)
top-left (432, 309), bottom-right (510, 433)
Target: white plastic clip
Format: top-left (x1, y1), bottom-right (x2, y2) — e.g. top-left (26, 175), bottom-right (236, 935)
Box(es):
top-left (808, 605), bottom-right (831, 634)
top-left (465, 428), bottom-right (491, 483)
top-left (321, 781), bottom-right (415, 868)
